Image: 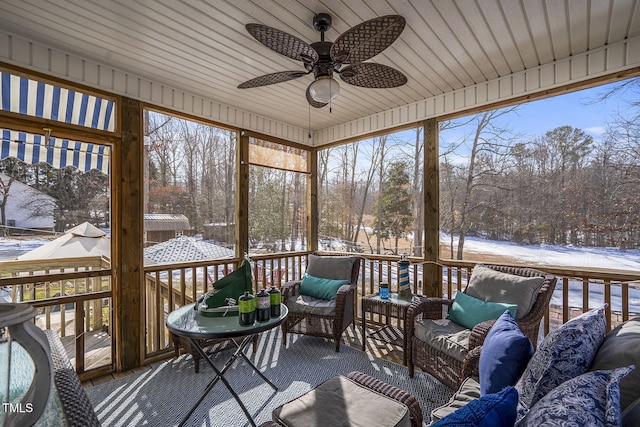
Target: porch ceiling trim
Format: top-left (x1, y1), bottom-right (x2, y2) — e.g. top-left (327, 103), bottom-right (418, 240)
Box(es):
top-left (1, 30), bottom-right (639, 147)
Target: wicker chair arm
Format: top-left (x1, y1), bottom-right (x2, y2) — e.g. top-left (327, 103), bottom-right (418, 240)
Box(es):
top-left (514, 274), bottom-right (557, 348)
top-left (336, 283), bottom-right (354, 296)
top-left (280, 280), bottom-right (301, 300)
top-left (461, 345), bottom-right (483, 379)
top-left (346, 371), bottom-right (423, 427)
top-left (407, 297), bottom-right (452, 320)
top-left (335, 284), bottom-right (356, 328)
top-left (469, 319), bottom-right (496, 349)
top-left (257, 422), bottom-right (282, 427)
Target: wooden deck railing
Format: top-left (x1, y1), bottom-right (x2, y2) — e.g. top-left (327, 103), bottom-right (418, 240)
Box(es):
top-left (3, 253), bottom-right (637, 374)
top-left (142, 253), bottom-right (309, 361)
top-left (0, 256), bottom-right (113, 380)
top-left (141, 252), bottom-right (640, 363)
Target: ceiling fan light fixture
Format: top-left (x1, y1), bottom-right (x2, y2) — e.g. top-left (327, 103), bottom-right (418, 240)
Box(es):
top-left (308, 76), bottom-right (340, 103)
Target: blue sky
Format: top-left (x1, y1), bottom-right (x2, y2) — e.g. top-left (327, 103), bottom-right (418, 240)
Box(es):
top-left (439, 78), bottom-right (639, 151)
top-left (505, 82), bottom-right (625, 138)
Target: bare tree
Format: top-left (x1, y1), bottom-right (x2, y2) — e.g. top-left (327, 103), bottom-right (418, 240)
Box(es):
top-left (454, 107), bottom-right (519, 259)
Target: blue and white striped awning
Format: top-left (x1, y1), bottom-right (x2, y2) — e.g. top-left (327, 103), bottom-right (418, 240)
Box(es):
top-left (0, 71), bottom-right (113, 173)
top-left (1, 71), bottom-right (115, 131)
top-left (1, 129), bottom-right (110, 174)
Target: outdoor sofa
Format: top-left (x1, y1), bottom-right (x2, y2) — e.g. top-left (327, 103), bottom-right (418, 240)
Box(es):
top-left (261, 303), bottom-right (640, 427)
top-left (429, 308), bottom-right (640, 426)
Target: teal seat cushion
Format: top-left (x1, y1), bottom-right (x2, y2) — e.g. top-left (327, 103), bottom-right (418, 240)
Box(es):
top-left (299, 274), bottom-right (348, 300)
top-left (448, 292), bottom-right (518, 330)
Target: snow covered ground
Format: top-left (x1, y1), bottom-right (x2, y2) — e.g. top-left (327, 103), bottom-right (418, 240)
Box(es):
top-left (2, 235), bottom-right (638, 312)
top-left (457, 235), bottom-right (640, 271)
top-left (0, 237), bottom-right (51, 261)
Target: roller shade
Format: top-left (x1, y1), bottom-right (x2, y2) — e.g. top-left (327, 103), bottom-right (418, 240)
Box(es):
top-left (0, 71), bottom-right (112, 173)
top-left (1, 71), bottom-right (115, 131)
top-left (1, 129), bottom-right (110, 174)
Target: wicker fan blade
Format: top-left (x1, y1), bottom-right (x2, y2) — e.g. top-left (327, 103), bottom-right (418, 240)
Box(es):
top-left (306, 84), bottom-right (328, 108)
top-left (339, 63), bottom-right (407, 88)
top-left (246, 23), bottom-right (319, 63)
top-left (238, 71), bottom-right (307, 89)
top-left (331, 15), bottom-right (405, 64)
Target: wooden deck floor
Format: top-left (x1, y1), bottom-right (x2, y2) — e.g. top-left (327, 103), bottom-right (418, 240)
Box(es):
top-left (59, 330), bottom-right (113, 372)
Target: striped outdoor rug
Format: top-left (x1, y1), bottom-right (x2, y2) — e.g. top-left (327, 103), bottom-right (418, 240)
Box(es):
top-left (84, 329), bottom-right (453, 426)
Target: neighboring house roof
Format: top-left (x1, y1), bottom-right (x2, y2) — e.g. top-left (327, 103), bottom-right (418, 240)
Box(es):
top-left (144, 236), bottom-right (234, 264)
top-left (143, 214), bottom-right (190, 231)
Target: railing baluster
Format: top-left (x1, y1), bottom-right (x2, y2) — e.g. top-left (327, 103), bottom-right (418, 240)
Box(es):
top-left (622, 282), bottom-right (629, 322)
top-left (154, 270), bottom-right (162, 353)
top-left (604, 280), bottom-right (612, 333)
top-left (582, 278), bottom-right (590, 313)
top-left (562, 277), bottom-right (570, 323)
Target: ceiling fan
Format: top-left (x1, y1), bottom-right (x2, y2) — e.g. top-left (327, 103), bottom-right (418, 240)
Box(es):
top-left (237, 13), bottom-right (407, 108)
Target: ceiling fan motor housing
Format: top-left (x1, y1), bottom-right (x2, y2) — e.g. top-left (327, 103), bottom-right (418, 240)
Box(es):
top-left (310, 41), bottom-right (335, 78)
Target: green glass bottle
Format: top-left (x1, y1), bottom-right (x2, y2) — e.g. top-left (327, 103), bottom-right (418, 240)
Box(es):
top-left (268, 286), bottom-right (281, 317)
top-left (238, 291), bottom-right (255, 326)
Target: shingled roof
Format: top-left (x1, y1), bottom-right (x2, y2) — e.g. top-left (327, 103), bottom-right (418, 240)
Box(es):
top-left (143, 214), bottom-right (190, 232)
top-left (144, 236), bottom-right (234, 264)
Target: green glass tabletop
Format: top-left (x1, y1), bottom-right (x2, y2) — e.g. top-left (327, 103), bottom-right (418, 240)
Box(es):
top-left (166, 303), bottom-right (288, 340)
top-left (365, 292), bottom-right (417, 306)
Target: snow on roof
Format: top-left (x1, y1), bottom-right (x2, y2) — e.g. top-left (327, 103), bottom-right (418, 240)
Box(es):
top-left (144, 236), bottom-right (234, 263)
top-left (143, 214), bottom-right (190, 231)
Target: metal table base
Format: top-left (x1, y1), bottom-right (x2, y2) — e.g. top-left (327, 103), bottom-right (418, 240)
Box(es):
top-left (178, 334), bottom-right (277, 427)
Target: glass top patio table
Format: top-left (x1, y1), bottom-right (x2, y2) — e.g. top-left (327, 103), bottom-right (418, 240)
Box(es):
top-left (166, 302), bottom-right (288, 340)
top-left (166, 303), bottom-right (288, 427)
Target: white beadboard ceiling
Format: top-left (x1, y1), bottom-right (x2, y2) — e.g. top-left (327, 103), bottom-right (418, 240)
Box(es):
top-left (0, 0), bottom-right (639, 145)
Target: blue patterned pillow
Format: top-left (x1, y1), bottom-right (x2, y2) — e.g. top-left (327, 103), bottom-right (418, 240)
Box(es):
top-left (517, 366), bottom-right (635, 426)
top-left (431, 386), bottom-right (518, 427)
top-left (515, 305), bottom-right (607, 420)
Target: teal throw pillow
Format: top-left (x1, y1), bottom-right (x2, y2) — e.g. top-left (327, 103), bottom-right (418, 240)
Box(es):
top-left (299, 274), bottom-right (348, 300)
top-left (431, 386), bottom-right (518, 427)
top-left (448, 292), bottom-right (518, 330)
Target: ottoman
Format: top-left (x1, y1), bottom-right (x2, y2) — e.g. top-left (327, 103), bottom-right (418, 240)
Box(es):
top-left (264, 371), bottom-right (423, 427)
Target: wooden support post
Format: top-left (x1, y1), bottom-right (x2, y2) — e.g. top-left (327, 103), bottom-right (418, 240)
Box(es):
top-left (113, 97), bottom-right (144, 371)
top-left (423, 118), bottom-right (440, 297)
top-left (237, 131), bottom-right (250, 264)
top-left (308, 149), bottom-right (318, 253)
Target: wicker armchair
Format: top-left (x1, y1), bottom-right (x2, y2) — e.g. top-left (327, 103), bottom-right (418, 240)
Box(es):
top-left (406, 264), bottom-right (557, 389)
top-left (281, 255), bottom-right (361, 352)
